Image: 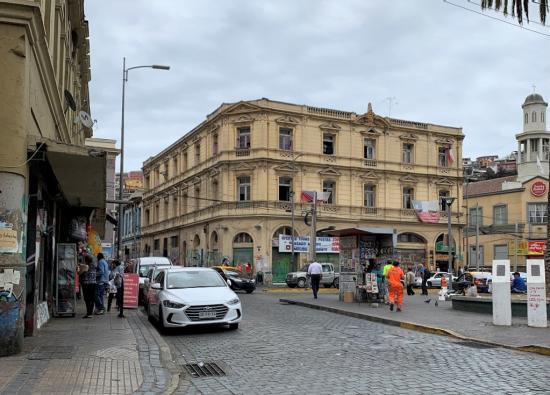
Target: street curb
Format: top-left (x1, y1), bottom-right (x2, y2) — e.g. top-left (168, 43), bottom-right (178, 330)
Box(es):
top-left (279, 298), bottom-right (550, 357)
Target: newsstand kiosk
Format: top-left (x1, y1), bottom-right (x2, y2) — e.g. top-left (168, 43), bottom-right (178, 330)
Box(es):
top-left (327, 227), bottom-right (397, 303)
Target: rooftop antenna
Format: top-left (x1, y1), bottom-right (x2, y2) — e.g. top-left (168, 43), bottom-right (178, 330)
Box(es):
top-left (386, 96), bottom-right (398, 117)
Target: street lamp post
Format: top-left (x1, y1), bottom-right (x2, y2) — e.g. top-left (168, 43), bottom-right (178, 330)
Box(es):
top-left (117, 57), bottom-right (169, 259)
top-left (290, 152), bottom-right (304, 272)
top-left (443, 197), bottom-right (456, 292)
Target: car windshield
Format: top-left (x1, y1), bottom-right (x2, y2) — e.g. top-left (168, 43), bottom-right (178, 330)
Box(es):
top-left (166, 270), bottom-right (226, 289)
top-left (225, 270), bottom-right (241, 278)
top-left (139, 265), bottom-right (169, 277)
top-left (299, 265), bottom-right (309, 272)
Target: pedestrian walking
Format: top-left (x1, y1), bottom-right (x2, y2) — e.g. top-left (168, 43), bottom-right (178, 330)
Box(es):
top-left (94, 253), bottom-right (109, 314)
top-left (382, 260), bottom-right (393, 304)
top-left (245, 262), bottom-right (252, 279)
top-left (372, 262), bottom-right (385, 303)
top-left (406, 267), bottom-right (415, 295)
top-left (307, 260), bottom-right (323, 299)
top-left (107, 261), bottom-right (118, 312)
top-left (79, 255), bottom-right (97, 318)
top-left (421, 266), bottom-right (430, 296)
top-left (387, 260), bottom-right (405, 312)
top-left (112, 259), bottom-right (125, 318)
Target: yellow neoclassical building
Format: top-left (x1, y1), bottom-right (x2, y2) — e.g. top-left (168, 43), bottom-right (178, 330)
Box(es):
top-left (141, 99), bottom-right (464, 283)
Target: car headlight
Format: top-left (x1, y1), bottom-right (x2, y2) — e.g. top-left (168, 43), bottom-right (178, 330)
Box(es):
top-left (227, 298), bottom-right (240, 305)
top-left (163, 300), bottom-right (186, 309)
top-left (290, 274), bottom-right (296, 278)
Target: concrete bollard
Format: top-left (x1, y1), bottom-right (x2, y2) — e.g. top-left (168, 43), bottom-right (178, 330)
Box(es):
top-left (492, 260), bottom-right (511, 326)
top-left (526, 259), bottom-right (547, 328)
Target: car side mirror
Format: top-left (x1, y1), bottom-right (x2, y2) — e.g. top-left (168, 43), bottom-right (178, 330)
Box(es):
top-left (227, 279), bottom-right (232, 286)
top-left (151, 283), bottom-right (162, 290)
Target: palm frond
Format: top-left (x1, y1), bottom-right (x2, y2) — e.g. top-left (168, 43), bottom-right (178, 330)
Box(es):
top-left (482, 0), bottom-right (548, 25)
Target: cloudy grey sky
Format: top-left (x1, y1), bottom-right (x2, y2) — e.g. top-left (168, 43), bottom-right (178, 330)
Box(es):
top-left (85, 0), bottom-right (550, 171)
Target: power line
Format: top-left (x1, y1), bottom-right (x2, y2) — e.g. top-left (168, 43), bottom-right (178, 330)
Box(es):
top-left (0, 142), bottom-right (46, 169)
top-left (443, 0), bottom-right (550, 37)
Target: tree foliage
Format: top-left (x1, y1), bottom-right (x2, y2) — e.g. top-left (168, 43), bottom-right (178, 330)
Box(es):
top-left (481, 0), bottom-right (549, 25)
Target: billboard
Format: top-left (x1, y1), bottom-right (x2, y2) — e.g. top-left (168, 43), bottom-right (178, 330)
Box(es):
top-left (278, 235), bottom-right (340, 253)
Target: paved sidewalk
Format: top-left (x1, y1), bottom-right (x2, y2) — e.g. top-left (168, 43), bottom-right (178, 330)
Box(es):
top-left (279, 292), bottom-right (550, 353)
top-left (0, 301), bottom-right (177, 395)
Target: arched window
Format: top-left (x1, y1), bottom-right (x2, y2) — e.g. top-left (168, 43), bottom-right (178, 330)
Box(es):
top-left (532, 111), bottom-right (537, 122)
top-left (273, 226), bottom-right (297, 238)
top-left (525, 112), bottom-right (528, 124)
top-left (233, 232), bottom-right (253, 243)
top-left (397, 233), bottom-right (426, 243)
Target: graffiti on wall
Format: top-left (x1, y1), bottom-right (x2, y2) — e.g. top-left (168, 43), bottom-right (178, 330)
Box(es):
top-left (0, 268), bottom-right (24, 338)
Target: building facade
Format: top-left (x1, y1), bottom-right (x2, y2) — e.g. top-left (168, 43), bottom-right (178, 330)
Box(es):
top-left (0, 0), bottom-right (104, 356)
top-left (85, 138), bottom-right (119, 259)
top-left (141, 99), bottom-right (464, 282)
top-left (121, 191), bottom-right (143, 260)
top-left (464, 93), bottom-right (549, 271)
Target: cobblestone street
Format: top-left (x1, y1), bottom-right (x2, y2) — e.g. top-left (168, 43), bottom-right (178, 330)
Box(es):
top-left (163, 293), bottom-right (550, 395)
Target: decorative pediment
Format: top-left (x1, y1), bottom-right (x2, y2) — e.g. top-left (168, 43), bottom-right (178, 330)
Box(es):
top-left (399, 174), bottom-right (419, 184)
top-left (434, 136), bottom-right (454, 146)
top-left (319, 122), bottom-right (341, 132)
top-left (358, 170), bottom-right (380, 180)
top-left (274, 163), bottom-right (299, 173)
top-left (399, 133), bottom-right (418, 141)
top-left (359, 127), bottom-right (382, 137)
top-left (224, 102), bottom-right (263, 115)
top-left (232, 114), bottom-right (255, 125)
top-left (433, 177), bottom-right (455, 186)
top-left (275, 115), bottom-right (300, 126)
top-left (318, 167), bottom-right (341, 176)
top-left (231, 161), bottom-right (255, 172)
top-left (206, 123), bottom-right (220, 134)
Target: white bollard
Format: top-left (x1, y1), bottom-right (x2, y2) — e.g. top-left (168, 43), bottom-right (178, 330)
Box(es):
top-left (492, 260), bottom-right (512, 326)
top-left (526, 260), bottom-right (547, 328)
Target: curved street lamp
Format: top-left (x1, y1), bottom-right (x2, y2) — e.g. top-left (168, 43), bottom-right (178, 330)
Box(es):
top-left (117, 58), bottom-right (170, 260)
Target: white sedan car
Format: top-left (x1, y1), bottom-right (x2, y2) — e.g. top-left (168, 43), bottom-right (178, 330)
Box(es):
top-left (147, 267), bottom-right (242, 330)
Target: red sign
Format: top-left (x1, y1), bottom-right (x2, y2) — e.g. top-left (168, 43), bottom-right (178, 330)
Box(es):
top-left (528, 240), bottom-right (546, 256)
top-left (531, 181), bottom-right (547, 197)
top-left (123, 273), bottom-right (139, 309)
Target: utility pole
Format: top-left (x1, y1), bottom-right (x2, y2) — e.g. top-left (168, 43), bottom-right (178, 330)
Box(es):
top-left (475, 204), bottom-right (480, 271)
top-left (309, 192), bottom-right (317, 263)
top-left (290, 190), bottom-right (296, 272)
top-left (514, 221), bottom-right (519, 272)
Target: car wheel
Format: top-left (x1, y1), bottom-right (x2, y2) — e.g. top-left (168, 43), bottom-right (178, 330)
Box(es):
top-left (229, 323), bottom-right (239, 330)
top-left (333, 278), bottom-right (339, 289)
top-left (297, 278), bottom-right (306, 288)
top-left (158, 307), bottom-right (166, 332)
top-left (287, 284), bottom-right (297, 288)
top-left (246, 289), bottom-right (254, 294)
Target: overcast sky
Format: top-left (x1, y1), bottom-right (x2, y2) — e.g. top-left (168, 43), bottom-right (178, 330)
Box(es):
top-left (85, 0), bottom-right (550, 171)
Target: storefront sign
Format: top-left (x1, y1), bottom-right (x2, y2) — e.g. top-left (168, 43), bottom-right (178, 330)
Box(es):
top-left (528, 240), bottom-right (546, 256)
top-left (531, 181), bottom-right (547, 197)
top-left (123, 273), bottom-right (139, 309)
top-left (278, 235), bottom-right (340, 253)
top-left (508, 240), bottom-right (529, 256)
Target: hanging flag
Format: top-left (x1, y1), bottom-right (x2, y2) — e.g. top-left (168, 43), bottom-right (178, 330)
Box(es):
top-left (446, 147), bottom-right (455, 165)
top-left (412, 200), bottom-right (441, 224)
top-left (316, 192), bottom-right (331, 203)
top-left (300, 191), bottom-right (316, 203)
top-left (536, 155), bottom-right (545, 176)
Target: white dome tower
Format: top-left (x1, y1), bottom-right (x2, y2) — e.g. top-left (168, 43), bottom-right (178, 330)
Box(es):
top-left (516, 93), bottom-right (549, 182)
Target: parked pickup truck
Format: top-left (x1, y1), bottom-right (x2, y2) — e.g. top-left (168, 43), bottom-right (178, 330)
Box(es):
top-left (286, 263), bottom-right (339, 289)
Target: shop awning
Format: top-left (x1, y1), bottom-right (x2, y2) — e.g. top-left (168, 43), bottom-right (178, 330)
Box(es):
top-left (29, 137), bottom-right (106, 209)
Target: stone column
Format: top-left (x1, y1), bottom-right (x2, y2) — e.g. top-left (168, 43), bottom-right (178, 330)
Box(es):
top-left (517, 141), bottom-right (522, 164)
top-left (527, 139), bottom-right (531, 162)
top-left (539, 138), bottom-right (543, 161)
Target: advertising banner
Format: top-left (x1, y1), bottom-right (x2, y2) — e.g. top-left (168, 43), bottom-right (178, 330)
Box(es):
top-left (123, 273), bottom-right (139, 309)
top-left (278, 235), bottom-right (340, 253)
top-left (412, 200), bottom-right (441, 223)
top-left (528, 240), bottom-right (546, 256)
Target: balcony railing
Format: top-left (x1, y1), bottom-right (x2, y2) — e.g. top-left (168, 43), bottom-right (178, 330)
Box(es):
top-left (141, 201), bottom-right (465, 235)
top-left (235, 147), bottom-right (250, 156)
top-left (364, 159), bottom-right (377, 167)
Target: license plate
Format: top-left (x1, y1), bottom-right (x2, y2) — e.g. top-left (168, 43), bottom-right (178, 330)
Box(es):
top-left (199, 311), bottom-right (217, 319)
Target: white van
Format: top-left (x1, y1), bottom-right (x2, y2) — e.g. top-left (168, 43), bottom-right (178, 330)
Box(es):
top-left (135, 257), bottom-right (172, 304)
